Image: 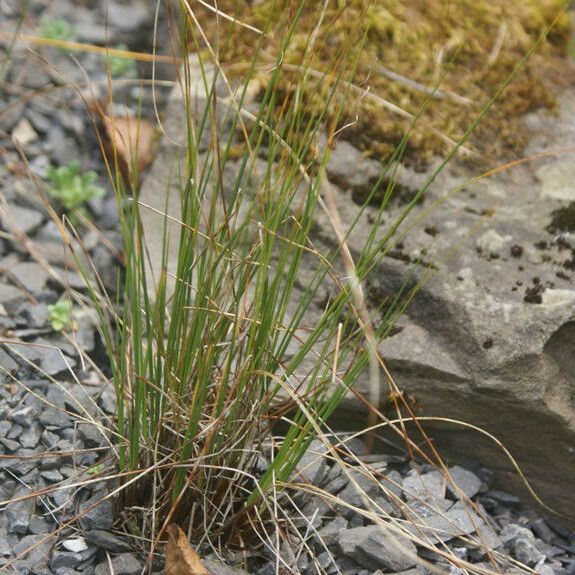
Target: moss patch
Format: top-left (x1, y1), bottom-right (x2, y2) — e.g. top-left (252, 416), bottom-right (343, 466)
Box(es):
top-left (191, 0), bottom-right (571, 163)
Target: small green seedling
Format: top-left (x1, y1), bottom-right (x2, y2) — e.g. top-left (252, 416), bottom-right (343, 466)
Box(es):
top-left (103, 44), bottom-right (137, 78)
top-left (46, 160), bottom-right (105, 215)
top-left (87, 463), bottom-right (105, 475)
top-left (38, 17), bottom-right (77, 45)
top-left (47, 300), bottom-right (76, 332)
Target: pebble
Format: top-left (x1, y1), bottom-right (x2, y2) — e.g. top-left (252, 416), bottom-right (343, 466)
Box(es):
top-left (79, 492), bottom-right (114, 531)
top-left (294, 439), bottom-right (330, 486)
top-left (84, 530), bottom-right (132, 553)
top-left (9, 405), bottom-right (36, 428)
top-left (6, 498), bottom-right (33, 534)
top-left (62, 537), bottom-right (89, 553)
top-left (338, 525), bottom-right (418, 572)
top-left (11, 118), bottom-right (38, 146)
top-left (447, 466), bottom-right (483, 499)
top-left (0, 204), bottom-right (44, 235)
top-left (94, 553), bottom-right (141, 575)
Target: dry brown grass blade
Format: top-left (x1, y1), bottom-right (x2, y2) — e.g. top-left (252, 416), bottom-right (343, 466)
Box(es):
top-left (165, 525), bottom-right (210, 575)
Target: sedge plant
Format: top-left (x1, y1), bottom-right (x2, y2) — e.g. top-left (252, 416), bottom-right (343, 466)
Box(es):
top-left (67, 0), bottom-right (567, 558)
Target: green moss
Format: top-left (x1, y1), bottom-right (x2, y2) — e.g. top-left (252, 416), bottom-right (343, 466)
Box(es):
top-left (192, 0), bottom-right (571, 162)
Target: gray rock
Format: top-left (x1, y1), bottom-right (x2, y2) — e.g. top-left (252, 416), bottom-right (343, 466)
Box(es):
top-left (51, 550), bottom-right (86, 570)
top-left (94, 553), bottom-right (141, 575)
top-left (18, 65), bottom-right (51, 89)
top-left (404, 506), bottom-right (484, 543)
top-left (28, 515), bottom-right (51, 535)
top-left (203, 559), bottom-right (248, 575)
top-left (0, 527), bottom-right (12, 556)
top-left (514, 538), bottom-right (545, 566)
top-left (12, 261), bottom-right (49, 293)
top-left (0, 436), bottom-right (20, 451)
top-left (12, 534), bottom-right (51, 571)
top-left (6, 497), bottom-right (33, 534)
top-left (403, 469), bottom-right (446, 501)
top-left (26, 108), bottom-right (51, 134)
top-left (6, 423), bottom-right (21, 440)
top-left (316, 515), bottom-right (348, 546)
top-left (39, 407), bottom-right (72, 429)
top-left (77, 422), bottom-right (107, 446)
top-left (79, 492), bottom-right (114, 530)
top-left (99, 386), bottom-right (116, 414)
top-left (484, 490), bottom-right (520, 507)
top-left (446, 466), bottom-right (483, 500)
top-left (0, 98), bottom-right (24, 132)
top-left (0, 347), bottom-right (18, 374)
top-left (19, 422), bottom-right (42, 449)
top-left (0, 282), bottom-right (26, 313)
top-left (530, 518), bottom-right (557, 544)
top-left (84, 530), bottom-right (132, 553)
top-left (6, 339), bottom-right (76, 377)
top-left (9, 405), bottom-right (36, 427)
top-left (107, 0), bottom-right (152, 44)
top-left (40, 469), bottom-right (64, 482)
top-left (21, 303), bottom-right (49, 328)
top-left (338, 526), bottom-right (418, 571)
top-left (294, 439), bottom-right (330, 485)
top-left (0, 204), bottom-right (43, 235)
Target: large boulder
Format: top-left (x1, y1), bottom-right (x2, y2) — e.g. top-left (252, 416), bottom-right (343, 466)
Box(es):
top-left (325, 93), bottom-right (575, 523)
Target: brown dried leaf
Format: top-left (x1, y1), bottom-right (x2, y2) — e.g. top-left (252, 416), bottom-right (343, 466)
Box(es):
top-left (102, 115), bottom-right (157, 188)
top-left (165, 524), bottom-right (210, 575)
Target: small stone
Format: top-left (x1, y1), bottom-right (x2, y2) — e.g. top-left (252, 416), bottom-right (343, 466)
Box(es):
top-left (99, 386), bottom-right (116, 414)
top-left (84, 530), bottom-right (132, 553)
top-left (62, 537), bottom-right (89, 553)
top-left (316, 515), bottom-right (348, 546)
top-left (28, 515), bottom-right (51, 535)
top-left (338, 526), bottom-right (418, 572)
top-left (403, 469), bottom-right (446, 502)
top-left (39, 407), bottom-right (72, 429)
top-left (6, 498), bottom-right (33, 534)
top-left (0, 204), bottom-right (44, 235)
top-left (0, 528), bottom-right (12, 556)
top-left (501, 523), bottom-right (547, 567)
top-left (404, 506), bottom-right (483, 543)
top-left (203, 559), bottom-right (248, 575)
top-left (79, 492), bottom-right (114, 530)
top-left (0, 436), bottom-right (20, 451)
top-left (40, 469), bottom-right (64, 482)
top-left (530, 519), bottom-right (557, 544)
top-left (9, 405), bottom-right (36, 427)
top-left (21, 303), bottom-right (49, 328)
top-left (19, 422), bottom-right (42, 449)
top-left (11, 118), bottom-right (38, 146)
top-left (51, 550), bottom-right (85, 570)
top-left (12, 262), bottom-right (49, 293)
top-left (7, 423), bottom-right (22, 441)
top-left (0, 347), bottom-right (18, 374)
top-left (446, 466), bottom-right (482, 500)
top-left (0, 282), bottom-right (26, 314)
top-left (294, 439), bottom-right (330, 486)
top-left (0, 98), bottom-right (24, 132)
top-left (26, 108), bottom-right (51, 134)
top-left (95, 553), bottom-right (141, 575)
top-left (13, 534), bottom-right (51, 572)
top-left (484, 490), bottom-right (520, 507)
